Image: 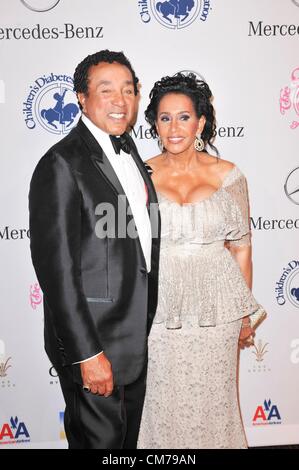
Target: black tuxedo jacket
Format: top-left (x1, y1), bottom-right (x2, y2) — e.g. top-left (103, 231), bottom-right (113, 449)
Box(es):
top-left (29, 119), bottom-right (160, 385)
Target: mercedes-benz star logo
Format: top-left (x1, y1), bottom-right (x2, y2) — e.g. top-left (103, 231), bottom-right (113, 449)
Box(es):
top-left (284, 167), bottom-right (299, 205)
top-left (20, 0), bottom-right (61, 12)
top-left (178, 70), bottom-right (206, 82)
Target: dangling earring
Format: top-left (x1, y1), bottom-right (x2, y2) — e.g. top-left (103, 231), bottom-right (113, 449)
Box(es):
top-left (194, 134), bottom-right (204, 152)
top-left (157, 136), bottom-right (164, 152)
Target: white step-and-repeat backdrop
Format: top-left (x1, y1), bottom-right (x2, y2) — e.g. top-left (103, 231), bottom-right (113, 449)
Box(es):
top-left (0, 0), bottom-right (298, 448)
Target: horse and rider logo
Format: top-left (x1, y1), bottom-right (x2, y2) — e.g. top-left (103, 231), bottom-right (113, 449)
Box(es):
top-left (23, 74), bottom-right (80, 135)
top-left (37, 86), bottom-right (79, 133)
top-left (291, 287), bottom-right (299, 303)
top-left (150, 0), bottom-right (202, 29)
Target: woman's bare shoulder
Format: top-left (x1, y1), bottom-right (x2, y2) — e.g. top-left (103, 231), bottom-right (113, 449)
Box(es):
top-left (145, 154), bottom-right (165, 172)
top-left (210, 156), bottom-right (236, 181)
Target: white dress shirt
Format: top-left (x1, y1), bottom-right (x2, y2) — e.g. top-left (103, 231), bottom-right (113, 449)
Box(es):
top-left (75, 115), bottom-right (152, 364)
top-left (82, 114), bottom-right (152, 271)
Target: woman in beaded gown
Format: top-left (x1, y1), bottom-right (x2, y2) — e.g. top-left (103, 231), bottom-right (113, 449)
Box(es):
top-left (137, 73), bottom-right (259, 449)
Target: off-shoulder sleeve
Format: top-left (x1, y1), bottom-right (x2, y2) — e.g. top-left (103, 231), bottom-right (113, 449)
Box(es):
top-left (224, 169), bottom-right (251, 247)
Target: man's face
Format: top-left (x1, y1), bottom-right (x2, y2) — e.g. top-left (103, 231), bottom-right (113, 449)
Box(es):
top-left (78, 61), bottom-right (137, 135)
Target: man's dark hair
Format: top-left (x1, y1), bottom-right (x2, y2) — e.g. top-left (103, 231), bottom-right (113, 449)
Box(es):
top-left (73, 49), bottom-right (139, 109)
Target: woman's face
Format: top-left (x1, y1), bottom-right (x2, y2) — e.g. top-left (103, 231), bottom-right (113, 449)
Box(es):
top-left (155, 93), bottom-right (206, 155)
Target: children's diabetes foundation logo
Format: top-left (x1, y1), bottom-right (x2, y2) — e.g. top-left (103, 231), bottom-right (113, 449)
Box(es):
top-left (23, 73), bottom-right (80, 134)
top-left (20, 0), bottom-right (61, 12)
top-left (275, 261), bottom-right (299, 307)
top-left (279, 67), bottom-right (299, 129)
top-left (138, 0), bottom-right (211, 29)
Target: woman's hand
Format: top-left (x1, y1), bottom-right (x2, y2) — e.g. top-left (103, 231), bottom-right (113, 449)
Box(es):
top-left (239, 317), bottom-right (255, 348)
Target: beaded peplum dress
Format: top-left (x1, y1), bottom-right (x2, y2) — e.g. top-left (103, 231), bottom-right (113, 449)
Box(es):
top-left (138, 165), bottom-right (257, 449)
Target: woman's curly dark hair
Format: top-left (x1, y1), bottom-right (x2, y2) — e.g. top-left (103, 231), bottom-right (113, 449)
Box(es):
top-left (145, 73), bottom-right (218, 155)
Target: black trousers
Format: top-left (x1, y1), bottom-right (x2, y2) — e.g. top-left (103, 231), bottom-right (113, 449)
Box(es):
top-left (57, 361), bottom-right (147, 449)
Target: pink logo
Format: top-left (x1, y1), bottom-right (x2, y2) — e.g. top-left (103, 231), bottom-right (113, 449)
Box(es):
top-left (30, 283), bottom-right (42, 309)
top-left (280, 67), bottom-right (299, 129)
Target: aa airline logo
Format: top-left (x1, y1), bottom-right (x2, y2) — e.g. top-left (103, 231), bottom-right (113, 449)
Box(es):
top-left (0, 417), bottom-right (30, 445)
top-left (252, 399), bottom-right (282, 426)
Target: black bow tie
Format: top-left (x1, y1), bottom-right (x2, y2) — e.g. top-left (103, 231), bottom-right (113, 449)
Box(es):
top-left (109, 133), bottom-right (132, 155)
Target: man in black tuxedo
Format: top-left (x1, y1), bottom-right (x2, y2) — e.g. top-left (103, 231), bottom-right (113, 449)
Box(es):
top-left (29, 50), bottom-right (160, 449)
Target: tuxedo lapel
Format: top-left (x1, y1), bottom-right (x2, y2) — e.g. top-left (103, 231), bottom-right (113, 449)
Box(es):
top-left (127, 134), bottom-right (161, 262)
top-left (75, 120), bottom-right (160, 268)
top-left (90, 152), bottom-right (125, 197)
top-left (127, 134), bottom-right (158, 207)
top-left (75, 118), bottom-right (125, 197)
